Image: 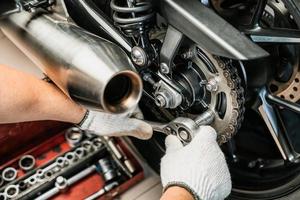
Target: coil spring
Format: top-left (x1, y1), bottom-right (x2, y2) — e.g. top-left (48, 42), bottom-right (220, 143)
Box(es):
top-left (110, 0), bottom-right (154, 36)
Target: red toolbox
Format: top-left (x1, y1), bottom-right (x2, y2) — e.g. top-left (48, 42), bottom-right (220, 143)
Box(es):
top-left (0, 121), bottom-right (144, 200)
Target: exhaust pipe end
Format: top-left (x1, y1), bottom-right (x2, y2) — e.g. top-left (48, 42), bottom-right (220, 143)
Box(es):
top-left (103, 71), bottom-right (142, 114)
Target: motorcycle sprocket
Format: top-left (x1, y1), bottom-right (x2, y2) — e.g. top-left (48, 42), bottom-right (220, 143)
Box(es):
top-left (190, 46), bottom-right (245, 143)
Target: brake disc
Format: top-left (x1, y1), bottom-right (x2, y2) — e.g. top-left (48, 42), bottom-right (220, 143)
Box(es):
top-left (189, 46), bottom-right (245, 143)
top-left (265, 0), bottom-right (300, 102)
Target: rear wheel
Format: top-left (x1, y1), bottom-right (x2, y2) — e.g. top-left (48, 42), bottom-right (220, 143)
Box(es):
top-left (132, 0), bottom-right (300, 199)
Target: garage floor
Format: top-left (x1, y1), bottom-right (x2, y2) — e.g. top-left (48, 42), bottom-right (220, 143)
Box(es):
top-left (0, 32), bottom-right (163, 200)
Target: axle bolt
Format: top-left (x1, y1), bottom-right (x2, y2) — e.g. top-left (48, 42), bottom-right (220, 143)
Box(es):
top-left (155, 95), bottom-right (167, 107)
top-left (178, 130), bottom-right (190, 142)
top-left (206, 78), bottom-right (219, 92)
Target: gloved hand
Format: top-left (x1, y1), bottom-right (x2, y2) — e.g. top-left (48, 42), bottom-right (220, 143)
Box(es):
top-left (78, 110), bottom-right (153, 140)
top-left (160, 126), bottom-right (231, 200)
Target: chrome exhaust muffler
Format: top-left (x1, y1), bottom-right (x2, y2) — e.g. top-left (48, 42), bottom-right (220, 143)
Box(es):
top-left (0, 11), bottom-right (142, 113)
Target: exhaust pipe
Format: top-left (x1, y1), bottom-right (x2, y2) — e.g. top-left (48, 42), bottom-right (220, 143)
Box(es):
top-left (0, 11), bottom-right (142, 113)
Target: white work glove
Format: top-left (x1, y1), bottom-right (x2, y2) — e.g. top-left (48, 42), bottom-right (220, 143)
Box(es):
top-left (160, 126), bottom-right (231, 200)
top-left (78, 110), bottom-right (153, 140)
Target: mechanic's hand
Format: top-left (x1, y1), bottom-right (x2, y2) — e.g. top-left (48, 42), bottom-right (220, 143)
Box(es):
top-left (160, 126), bottom-right (231, 200)
top-left (78, 110), bottom-right (153, 140)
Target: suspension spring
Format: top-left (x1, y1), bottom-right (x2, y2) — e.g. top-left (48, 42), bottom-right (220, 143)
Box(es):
top-left (110, 0), bottom-right (155, 37)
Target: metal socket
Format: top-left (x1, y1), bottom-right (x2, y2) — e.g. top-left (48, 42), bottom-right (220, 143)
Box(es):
top-left (2, 167), bottom-right (18, 182)
top-left (28, 176), bottom-right (37, 185)
top-left (74, 147), bottom-right (86, 159)
top-left (65, 127), bottom-right (83, 147)
top-left (64, 152), bottom-right (77, 164)
top-left (0, 193), bottom-right (6, 200)
top-left (81, 141), bottom-right (94, 153)
top-left (98, 158), bottom-right (117, 182)
top-left (56, 157), bottom-right (68, 168)
top-left (19, 155), bottom-right (36, 171)
top-left (92, 138), bottom-right (103, 149)
top-left (4, 185), bottom-right (19, 199)
top-left (18, 181), bottom-right (27, 191)
top-left (36, 169), bottom-right (45, 180)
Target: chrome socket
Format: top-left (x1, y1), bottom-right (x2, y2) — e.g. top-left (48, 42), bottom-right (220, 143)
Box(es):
top-left (81, 141), bottom-right (94, 153)
top-left (65, 127), bottom-right (83, 147)
top-left (74, 147), bottom-right (85, 159)
top-left (64, 152), bottom-right (77, 164)
top-left (18, 181), bottom-right (27, 191)
top-left (0, 193), bottom-right (6, 200)
top-left (36, 169), bottom-right (45, 180)
top-left (2, 167), bottom-right (18, 182)
top-left (4, 185), bottom-right (19, 199)
top-left (19, 155), bottom-right (36, 172)
top-left (92, 138), bottom-right (103, 149)
top-left (45, 171), bottom-right (53, 179)
top-left (56, 157), bottom-right (68, 168)
top-left (98, 158), bottom-right (117, 182)
top-left (28, 176), bottom-right (37, 185)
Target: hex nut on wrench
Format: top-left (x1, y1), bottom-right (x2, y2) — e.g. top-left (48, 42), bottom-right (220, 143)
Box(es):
top-left (149, 109), bottom-right (215, 144)
top-left (2, 167), bottom-right (18, 182)
top-left (4, 185), bottom-right (19, 199)
top-left (19, 155), bottom-right (36, 171)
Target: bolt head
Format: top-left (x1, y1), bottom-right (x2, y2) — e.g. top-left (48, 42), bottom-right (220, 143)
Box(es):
top-left (206, 78), bottom-right (218, 92)
top-left (155, 95), bottom-right (167, 107)
top-left (179, 130), bottom-right (190, 141)
top-left (56, 176), bottom-right (65, 184)
top-left (160, 63), bottom-right (170, 74)
top-left (131, 46), bottom-right (147, 66)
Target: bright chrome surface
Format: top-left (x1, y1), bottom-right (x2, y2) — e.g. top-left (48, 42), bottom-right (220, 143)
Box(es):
top-left (0, 11), bottom-right (142, 113)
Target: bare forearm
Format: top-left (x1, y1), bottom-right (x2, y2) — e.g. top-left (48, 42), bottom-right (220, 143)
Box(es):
top-left (0, 65), bottom-right (86, 124)
top-left (161, 186), bottom-right (194, 200)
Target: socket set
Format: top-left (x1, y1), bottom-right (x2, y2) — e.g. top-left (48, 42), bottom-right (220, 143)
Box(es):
top-left (0, 127), bottom-right (143, 200)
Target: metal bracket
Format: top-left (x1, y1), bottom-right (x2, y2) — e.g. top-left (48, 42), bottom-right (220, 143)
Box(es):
top-left (258, 87), bottom-right (297, 161)
top-left (282, 0), bottom-right (300, 28)
top-left (159, 25), bottom-right (184, 74)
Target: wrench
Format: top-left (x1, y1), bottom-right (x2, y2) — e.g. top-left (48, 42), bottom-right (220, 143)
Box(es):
top-left (147, 109), bottom-right (215, 143)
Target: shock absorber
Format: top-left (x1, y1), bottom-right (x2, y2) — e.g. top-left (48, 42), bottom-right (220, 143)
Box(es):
top-left (110, 0), bottom-right (154, 36)
top-left (110, 0), bottom-right (156, 67)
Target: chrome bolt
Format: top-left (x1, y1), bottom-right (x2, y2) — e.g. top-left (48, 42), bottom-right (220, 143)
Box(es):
top-left (206, 78), bottom-right (219, 92)
top-left (160, 63), bottom-right (170, 74)
top-left (155, 95), bottom-right (167, 107)
top-left (131, 46), bottom-right (147, 67)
